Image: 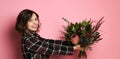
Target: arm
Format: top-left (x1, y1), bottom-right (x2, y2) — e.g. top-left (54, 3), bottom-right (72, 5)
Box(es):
top-left (47, 39), bottom-right (74, 55)
top-left (24, 36), bottom-right (74, 55)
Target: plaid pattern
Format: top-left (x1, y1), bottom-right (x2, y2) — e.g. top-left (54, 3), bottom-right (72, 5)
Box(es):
top-left (21, 32), bottom-right (74, 59)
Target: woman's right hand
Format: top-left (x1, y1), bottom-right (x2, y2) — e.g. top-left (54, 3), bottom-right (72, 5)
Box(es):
top-left (73, 45), bottom-right (81, 50)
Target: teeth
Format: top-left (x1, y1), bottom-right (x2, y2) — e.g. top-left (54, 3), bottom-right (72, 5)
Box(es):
top-left (32, 26), bottom-right (37, 28)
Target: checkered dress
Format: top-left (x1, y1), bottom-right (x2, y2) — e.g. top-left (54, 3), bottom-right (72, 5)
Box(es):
top-left (21, 32), bottom-right (74, 59)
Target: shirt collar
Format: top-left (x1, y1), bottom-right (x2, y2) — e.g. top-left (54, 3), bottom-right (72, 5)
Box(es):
top-left (23, 31), bottom-right (39, 37)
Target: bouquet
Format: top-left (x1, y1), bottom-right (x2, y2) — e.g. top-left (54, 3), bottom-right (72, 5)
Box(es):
top-left (61, 17), bottom-right (104, 59)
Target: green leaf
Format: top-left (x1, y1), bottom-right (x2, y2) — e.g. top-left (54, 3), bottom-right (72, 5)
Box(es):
top-left (85, 24), bottom-right (91, 32)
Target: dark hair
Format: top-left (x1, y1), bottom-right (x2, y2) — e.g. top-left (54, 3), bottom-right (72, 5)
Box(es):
top-left (15, 9), bottom-right (40, 35)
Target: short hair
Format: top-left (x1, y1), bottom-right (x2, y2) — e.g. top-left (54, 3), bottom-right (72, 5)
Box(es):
top-left (15, 9), bottom-right (40, 35)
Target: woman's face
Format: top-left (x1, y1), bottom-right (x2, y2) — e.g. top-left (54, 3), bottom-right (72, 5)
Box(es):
top-left (27, 13), bottom-right (39, 32)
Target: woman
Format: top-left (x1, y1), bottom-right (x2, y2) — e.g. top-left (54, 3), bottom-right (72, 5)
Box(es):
top-left (15, 9), bottom-right (80, 59)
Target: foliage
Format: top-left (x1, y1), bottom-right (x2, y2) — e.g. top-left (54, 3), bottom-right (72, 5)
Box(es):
top-left (61, 17), bottom-right (104, 59)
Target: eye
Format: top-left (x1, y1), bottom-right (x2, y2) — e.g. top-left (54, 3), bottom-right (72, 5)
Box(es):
top-left (35, 18), bottom-right (38, 20)
top-left (28, 19), bottom-right (32, 22)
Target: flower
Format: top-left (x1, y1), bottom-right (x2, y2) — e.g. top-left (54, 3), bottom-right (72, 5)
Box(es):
top-left (71, 34), bottom-right (80, 45)
top-left (61, 17), bottom-right (104, 59)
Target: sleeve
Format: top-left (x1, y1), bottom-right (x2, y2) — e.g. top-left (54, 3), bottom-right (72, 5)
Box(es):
top-left (48, 39), bottom-right (70, 46)
top-left (25, 36), bottom-right (74, 55)
top-left (47, 39), bottom-right (74, 55)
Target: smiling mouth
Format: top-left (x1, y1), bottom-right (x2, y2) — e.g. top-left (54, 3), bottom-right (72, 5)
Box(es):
top-left (31, 26), bottom-right (38, 29)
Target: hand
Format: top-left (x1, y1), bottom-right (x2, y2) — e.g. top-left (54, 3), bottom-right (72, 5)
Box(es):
top-left (71, 34), bottom-right (80, 45)
top-left (73, 45), bottom-right (81, 50)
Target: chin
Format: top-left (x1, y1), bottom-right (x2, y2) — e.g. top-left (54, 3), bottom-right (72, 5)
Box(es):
top-left (29, 29), bottom-right (37, 32)
top-left (32, 29), bottom-right (37, 32)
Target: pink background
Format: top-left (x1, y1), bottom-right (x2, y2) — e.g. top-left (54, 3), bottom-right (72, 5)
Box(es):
top-left (0, 0), bottom-right (120, 59)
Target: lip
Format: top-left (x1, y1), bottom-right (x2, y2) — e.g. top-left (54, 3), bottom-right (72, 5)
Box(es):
top-left (31, 26), bottom-right (38, 29)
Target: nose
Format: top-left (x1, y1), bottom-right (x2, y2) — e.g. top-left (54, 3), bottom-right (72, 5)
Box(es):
top-left (33, 21), bottom-right (38, 25)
